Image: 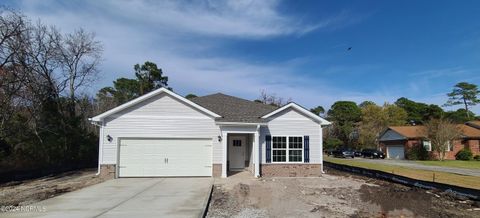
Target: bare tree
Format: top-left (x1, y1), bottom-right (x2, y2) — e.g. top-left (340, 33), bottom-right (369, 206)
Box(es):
top-left (0, 8), bottom-right (103, 170)
top-left (422, 118), bottom-right (462, 160)
top-left (0, 8), bottom-right (27, 68)
top-left (56, 28), bottom-right (103, 115)
top-left (0, 8), bottom-right (29, 138)
top-left (258, 89), bottom-right (291, 107)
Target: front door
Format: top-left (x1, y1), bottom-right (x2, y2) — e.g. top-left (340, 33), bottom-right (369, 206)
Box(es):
top-left (229, 136), bottom-right (246, 170)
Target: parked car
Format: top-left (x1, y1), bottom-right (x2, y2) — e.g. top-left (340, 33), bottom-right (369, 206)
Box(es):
top-left (354, 150), bottom-right (362, 157)
top-left (361, 149), bottom-right (385, 159)
top-left (332, 148), bottom-right (355, 158)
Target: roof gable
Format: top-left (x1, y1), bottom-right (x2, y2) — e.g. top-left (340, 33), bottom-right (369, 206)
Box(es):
top-left (261, 102), bottom-right (331, 125)
top-left (388, 126), bottom-right (427, 138)
top-left (90, 88), bottom-right (221, 122)
top-left (379, 129), bottom-right (407, 141)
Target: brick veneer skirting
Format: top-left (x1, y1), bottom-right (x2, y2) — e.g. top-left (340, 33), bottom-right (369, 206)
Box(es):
top-left (100, 163), bottom-right (322, 178)
top-left (212, 164), bottom-right (222, 177)
top-left (260, 164), bottom-right (322, 177)
top-left (99, 164), bottom-right (116, 180)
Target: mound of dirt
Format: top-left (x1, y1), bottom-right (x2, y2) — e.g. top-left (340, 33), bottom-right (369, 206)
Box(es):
top-left (207, 170), bottom-right (480, 218)
top-left (0, 168), bottom-right (104, 206)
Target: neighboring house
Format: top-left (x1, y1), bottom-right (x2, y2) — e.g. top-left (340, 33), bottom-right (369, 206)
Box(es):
top-left (378, 125), bottom-right (480, 160)
top-left (89, 88), bottom-right (331, 179)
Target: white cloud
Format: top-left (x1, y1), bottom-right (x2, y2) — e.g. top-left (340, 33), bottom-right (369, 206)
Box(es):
top-left (21, 0), bottom-right (345, 39)
top-left (12, 0), bottom-right (479, 114)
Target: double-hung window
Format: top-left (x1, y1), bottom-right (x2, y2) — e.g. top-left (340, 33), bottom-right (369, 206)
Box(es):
top-left (446, 141), bottom-right (453, 151)
top-left (272, 136), bottom-right (303, 163)
top-left (272, 136), bottom-right (287, 162)
top-left (422, 140), bottom-right (431, 151)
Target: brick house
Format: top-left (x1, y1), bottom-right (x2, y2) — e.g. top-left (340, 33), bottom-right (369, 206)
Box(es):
top-left (378, 124), bottom-right (480, 160)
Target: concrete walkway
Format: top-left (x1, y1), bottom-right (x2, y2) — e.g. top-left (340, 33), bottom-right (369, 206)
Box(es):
top-left (1, 178), bottom-right (212, 218)
top-left (352, 158), bottom-right (480, 177)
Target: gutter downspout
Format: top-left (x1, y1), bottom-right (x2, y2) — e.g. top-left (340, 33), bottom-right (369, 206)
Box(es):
top-left (89, 118), bottom-right (102, 176)
top-left (320, 124), bottom-right (325, 174)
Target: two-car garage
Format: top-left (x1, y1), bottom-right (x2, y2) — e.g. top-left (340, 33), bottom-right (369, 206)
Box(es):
top-left (118, 138), bottom-right (212, 177)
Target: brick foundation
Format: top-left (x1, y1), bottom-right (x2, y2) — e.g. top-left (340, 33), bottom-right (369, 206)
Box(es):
top-left (212, 164), bottom-right (222, 177)
top-left (100, 163), bottom-right (324, 178)
top-left (99, 164), bottom-right (116, 180)
top-left (260, 164), bottom-right (322, 177)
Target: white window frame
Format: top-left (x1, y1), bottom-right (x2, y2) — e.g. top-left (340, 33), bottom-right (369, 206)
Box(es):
top-left (271, 135), bottom-right (304, 163)
top-left (446, 141), bottom-right (453, 152)
top-left (423, 140), bottom-right (431, 151)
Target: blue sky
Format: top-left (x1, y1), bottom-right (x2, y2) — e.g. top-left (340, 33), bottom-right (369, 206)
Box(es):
top-left (5, 0), bottom-right (480, 113)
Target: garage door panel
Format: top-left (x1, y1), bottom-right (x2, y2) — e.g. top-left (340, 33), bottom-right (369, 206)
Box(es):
top-left (387, 146), bottom-right (405, 159)
top-left (119, 138), bottom-right (212, 177)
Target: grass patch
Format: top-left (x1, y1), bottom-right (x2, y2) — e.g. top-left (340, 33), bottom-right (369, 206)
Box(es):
top-left (324, 156), bottom-right (480, 190)
top-left (414, 160), bottom-right (480, 170)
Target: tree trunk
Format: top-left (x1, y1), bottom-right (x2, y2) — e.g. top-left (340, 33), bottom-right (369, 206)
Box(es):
top-left (463, 98), bottom-right (470, 118)
top-left (69, 76), bottom-right (76, 117)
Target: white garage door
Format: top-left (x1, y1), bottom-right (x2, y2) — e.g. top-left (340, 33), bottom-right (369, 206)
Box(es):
top-left (387, 146), bottom-right (405, 159)
top-left (118, 138), bottom-right (212, 177)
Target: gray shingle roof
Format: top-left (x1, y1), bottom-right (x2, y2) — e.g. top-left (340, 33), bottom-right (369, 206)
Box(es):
top-left (191, 93), bottom-right (278, 123)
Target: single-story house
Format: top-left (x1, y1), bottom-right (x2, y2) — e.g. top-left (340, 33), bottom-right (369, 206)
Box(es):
top-left (378, 125), bottom-right (480, 160)
top-left (89, 88), bottom-right (331, 179)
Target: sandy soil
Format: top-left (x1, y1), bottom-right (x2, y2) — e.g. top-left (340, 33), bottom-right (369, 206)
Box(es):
top-left (207, 169), bottom-right (480, 218)
top-left (0, 168), bottom-right (105, 206)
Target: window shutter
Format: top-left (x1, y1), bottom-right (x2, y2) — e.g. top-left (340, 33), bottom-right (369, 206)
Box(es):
top-left (266, 135), bottom-right (271, 163)
top-left (304, 135), bottom-right (310, 163)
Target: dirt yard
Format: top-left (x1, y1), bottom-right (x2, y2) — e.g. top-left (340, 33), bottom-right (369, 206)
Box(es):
top-left (207, 169), bottom-right (480, 218)
top-left (0, 168), bottom-right (105, 206)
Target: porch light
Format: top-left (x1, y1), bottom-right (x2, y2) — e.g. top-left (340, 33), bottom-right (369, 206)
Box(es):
top-left (107, 135), bottom-right (113, 142)
top-left (218, 136), bottom-right (222, 142)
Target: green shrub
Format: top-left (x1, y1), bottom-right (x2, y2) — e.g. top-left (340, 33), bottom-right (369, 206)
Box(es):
top-left (324, 138), bottom-right (344, 150)
top-left (406, 144), bottom-right (429, 160)
top-left (474, 155), bottom-right (480, 161)
top-left (455, 149), bottom-right (473, 160)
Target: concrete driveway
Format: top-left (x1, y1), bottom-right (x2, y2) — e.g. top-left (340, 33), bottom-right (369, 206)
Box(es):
top-left (1, 178), bottom-right (212, 218)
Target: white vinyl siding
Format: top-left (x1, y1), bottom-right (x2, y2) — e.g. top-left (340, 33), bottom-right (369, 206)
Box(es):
top-left (261, 108), bottom-right (322, 164)
top-left (100, 93), bottom-right (221, 165)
